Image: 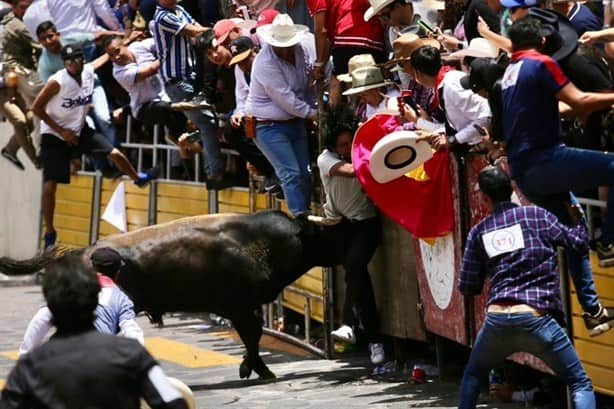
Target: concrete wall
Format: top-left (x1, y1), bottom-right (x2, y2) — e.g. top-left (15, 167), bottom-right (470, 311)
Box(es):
top-left (0, 121), bottom-right (41, 258)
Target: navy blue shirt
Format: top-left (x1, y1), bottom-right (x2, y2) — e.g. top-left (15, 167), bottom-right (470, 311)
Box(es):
top-left (459, 202), bottom-right (588, 313)
top-left (501, 50), bottom-right (569, 177)
top-left (568, 2), bottom-right (602, 36)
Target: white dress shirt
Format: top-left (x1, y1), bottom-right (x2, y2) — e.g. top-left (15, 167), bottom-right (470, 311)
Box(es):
top-left (47, 0), bottom-right (121, 35)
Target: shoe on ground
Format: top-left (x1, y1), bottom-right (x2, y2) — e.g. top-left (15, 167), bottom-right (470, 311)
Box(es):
top-left (597, 241), bottom-right (614, 261)
top-left (43, 231), bottom-right (57, 251)
top-left (134, 166), bottom-right (160, 188)
top-left (584, 305), bottom-right (614, 336)
top-left (331, 325), bottom-right (356, 344)
top-left (369, 343), bottom-right (385, 365)
top-left (1, 149), bottom-right (25, 170)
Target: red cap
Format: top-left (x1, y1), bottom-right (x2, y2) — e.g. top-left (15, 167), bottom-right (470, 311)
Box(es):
top-left (213, 19), bottom-right (239, 46)
top-left (256, 9), bottom-right (279, 28)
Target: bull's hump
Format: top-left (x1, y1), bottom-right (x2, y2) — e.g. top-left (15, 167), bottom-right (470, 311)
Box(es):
top-left (95, 213), bottom-right (244, 249)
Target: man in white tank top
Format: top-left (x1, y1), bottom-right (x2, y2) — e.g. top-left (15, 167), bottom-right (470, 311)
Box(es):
top-left (32, 45), bottom-right (158, 249)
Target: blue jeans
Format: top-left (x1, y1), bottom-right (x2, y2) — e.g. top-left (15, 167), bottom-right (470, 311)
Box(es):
top-left (165, 80), bottom-right (223, 177)
top-left (459, 313), bottom-right (595, 409)
top-left (254, 121), bottom-right (311, 215)
top-left (514, 146), bottom-right (611, 315)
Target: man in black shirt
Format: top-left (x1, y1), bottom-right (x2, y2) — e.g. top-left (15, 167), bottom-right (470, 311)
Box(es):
top-left (0, 254), bottom-right (188, 409)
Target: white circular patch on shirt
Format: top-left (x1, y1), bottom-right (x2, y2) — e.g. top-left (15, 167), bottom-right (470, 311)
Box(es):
top-left (420, 234), bottom-right (455, 310)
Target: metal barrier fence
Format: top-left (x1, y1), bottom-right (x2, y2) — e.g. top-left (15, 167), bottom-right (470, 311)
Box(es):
top-left (71, 114), bottom-right (334, 359)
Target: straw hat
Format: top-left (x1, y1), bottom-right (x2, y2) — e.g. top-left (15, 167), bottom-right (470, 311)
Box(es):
top-left (369, 130), bottom-right (433, 183)
top-left (337, 54), bottom-right (377, 82)
top-left (364, 0), bottom-right (396, 21)
top-left (256, 14), bottom-right (308, 48)
top-left (342, 66), bottom-right (392, 96)
top-left (141, 378), bottom-right (196, 409)
top-left (392, 33), bottom-right (440, 66)
top-left (447, 38), bottom-right (499, 60)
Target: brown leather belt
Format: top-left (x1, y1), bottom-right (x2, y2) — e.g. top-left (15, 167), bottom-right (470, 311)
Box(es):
top-left (257, 118), bottom-right (297, 126)
top-left (487, 303), bottom-right (545, 317)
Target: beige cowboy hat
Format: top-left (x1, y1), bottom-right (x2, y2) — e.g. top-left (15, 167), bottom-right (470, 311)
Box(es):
top-left (141, 377), bottom-right (196, 409)
top-left (337, 54), bottom-right (377, 82)
top-left (364, 0), bottom-right (396, 21)
top-left (256, 13), bottom-right (308, 48)
top-left (391, 33), bottom-right (440, 67)
top-left (447, 37), bottom-right (499, 60)
top-left (369, 130), bottom-right (433, 183)
top-left (342, 66), bottom-right (393, 96)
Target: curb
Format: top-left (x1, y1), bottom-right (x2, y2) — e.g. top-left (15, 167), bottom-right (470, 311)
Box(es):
top-left (0, 273), bottom-right (39, 287)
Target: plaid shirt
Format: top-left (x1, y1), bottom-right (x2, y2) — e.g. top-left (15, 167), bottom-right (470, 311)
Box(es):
top-left (459, 202), bottom-right (588, 313)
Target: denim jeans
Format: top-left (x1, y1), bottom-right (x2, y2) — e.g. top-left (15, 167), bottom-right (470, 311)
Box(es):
top-left (459, 313), bottom-right (595, 409)
top-left (254, 120), bottom-right (311, 215)
top-left (165, 80), bottom-right (223, 177)
top-left (514, 146), bottom-right (611, 315)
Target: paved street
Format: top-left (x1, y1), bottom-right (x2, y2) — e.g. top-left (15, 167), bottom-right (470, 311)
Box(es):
top-left (0, 282), bottom-right (533, 408)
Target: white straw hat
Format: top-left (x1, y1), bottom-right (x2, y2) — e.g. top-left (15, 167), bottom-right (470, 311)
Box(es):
top-left (342, 66), bottom-right (392, 96)
top-left (256, 13), bottom-right (308, 48)
top-left (337, 54), bottom-right (377, 82)
top-left (447, 38), bottom-right (499, 60)
top-left (369, 130), bottom-right (433, 183)
top-left (364, 0), bottom-right (396, 21)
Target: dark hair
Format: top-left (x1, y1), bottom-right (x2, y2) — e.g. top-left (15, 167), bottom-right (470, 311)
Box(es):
top-left (102, 34), bottom-right (123, 51)
top-left (36, 20), bottom-right (56, 38)
top-left (410, 46), bottom-right (441, 77)
top-left (478, 166), bottom-right (512, 203)
top-left (43, 254), bottom-right (100, 334)
top-left (322, 107), bottom-right (359, 150)
top-left (508, 17), bottom-right (543, 52)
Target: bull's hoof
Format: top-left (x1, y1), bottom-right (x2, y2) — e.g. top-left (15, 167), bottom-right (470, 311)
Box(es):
top-left (239, 361), bottom-right (252, 379)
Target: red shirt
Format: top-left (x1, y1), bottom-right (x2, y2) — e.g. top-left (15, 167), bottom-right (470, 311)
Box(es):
top-left (307, 0), bottom-right (384, 52)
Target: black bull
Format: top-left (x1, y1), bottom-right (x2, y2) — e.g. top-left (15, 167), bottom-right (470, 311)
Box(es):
top-left (0, 211), bottom-right (342, 380)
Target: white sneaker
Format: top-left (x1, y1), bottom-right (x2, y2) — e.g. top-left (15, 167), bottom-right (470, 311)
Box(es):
top-left (331, 325), bottom-right (356, 344)
top-left (369, 343), bottom-right (385, 365)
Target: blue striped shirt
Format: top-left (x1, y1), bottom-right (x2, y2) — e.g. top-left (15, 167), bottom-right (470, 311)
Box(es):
top-left (152, 5), bottom-right (195, 83)
top-left (459, 202), bottom-right (588, 313)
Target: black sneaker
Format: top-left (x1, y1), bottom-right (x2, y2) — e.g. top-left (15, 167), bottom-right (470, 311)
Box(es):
top-left (583, 305), bottom-right (614, 336)
top-left (206, 175), bottom-right (235, 191)
top-left (134, 166), bottom-right (160, 188)
top-left (1, 149), bottom-right (25, 170)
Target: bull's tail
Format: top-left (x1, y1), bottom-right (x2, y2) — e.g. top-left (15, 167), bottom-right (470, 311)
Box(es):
top-left (0, 247), bottom-right (78, 276)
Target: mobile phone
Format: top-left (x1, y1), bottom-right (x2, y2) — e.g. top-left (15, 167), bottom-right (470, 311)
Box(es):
top-left (473, 124), bottom-right (487, 136)
top-left (418, 19), bottom-right (436, 34)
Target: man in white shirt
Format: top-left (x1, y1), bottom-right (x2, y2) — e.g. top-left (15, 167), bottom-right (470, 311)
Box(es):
top-left (407, 45), bottom-right (491, 149)
top-left (317, 108), bottom-right (385, 366)
top-left (46, 0), bottom-right (121, 35)
top-left (32, 45), bottom-right (157, 249)
top-left (19, 247), bottom-right (144, 355)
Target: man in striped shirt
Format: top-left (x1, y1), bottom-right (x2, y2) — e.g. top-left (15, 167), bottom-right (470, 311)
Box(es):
top-left (152, 0), bottom-right (227, 188)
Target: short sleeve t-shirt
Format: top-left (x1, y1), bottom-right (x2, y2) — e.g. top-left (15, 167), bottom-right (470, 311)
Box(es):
top-left (41, 64), bottom-right (96, 139)
top-left (317, 149), bottom-right (377, 220)
top-left (501, 50), bottom-right (569, 177)
top-left (113, 38), bottom-right (168, 117)
top-left (38, 33), bottom-right (95, 82)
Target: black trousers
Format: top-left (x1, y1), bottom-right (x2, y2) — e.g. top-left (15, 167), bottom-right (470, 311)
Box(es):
top-left (137, 100), bottom-right (187, 139)
top-left (333, 217), bottom-right (381, 342)
top-left (223, 115), bottom-right (274, 178)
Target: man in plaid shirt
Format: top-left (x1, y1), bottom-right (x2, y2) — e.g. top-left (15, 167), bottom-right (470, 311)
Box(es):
top-left (458, 166), bottom-right (599, 409)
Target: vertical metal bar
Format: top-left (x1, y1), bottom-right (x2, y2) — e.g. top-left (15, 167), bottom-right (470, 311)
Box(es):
top-left (304, 298), bottom-right (311, 345)
top-left (558, 247), bottom-right (573, 409)
top-left (208, 189), bottom-right (218, 214)
top-left (267, 303), bottom-right (274, 331)
top-left (137, 148), bottom-right (143, 173)
top-left (323, 266), bottom-right (334, 359)
top-left (166, 149), bottom-right (171, 180)
top-left (194, 153), bottom-right (200, 183)
top-left (126, 114), bottom-right (132, 144)
top-left (262, 305), bottom-right (269, 328)
top-left (89, 171), bottom-right (103, 244)
top-left (148, 180), bottom-right (157, 226)
top-left (152, 124), bottom-right (159, 167)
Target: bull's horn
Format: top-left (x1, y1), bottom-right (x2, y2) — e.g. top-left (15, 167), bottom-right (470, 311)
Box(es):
top-left (307, 215), bottom-right (343, 226)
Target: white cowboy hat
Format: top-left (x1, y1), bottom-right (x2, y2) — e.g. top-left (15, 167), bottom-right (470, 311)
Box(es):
top-left (256, 14), bottom-right (308, 48)
top-left (141, 377), bottom-right (196, 409)
top-left (447, 38), bottom-right (499, 60)
top-left (369, 131), bottom-right (433, 183)
top-left (337, 54), bottom-right (377, 82)
top-left (342, 66), bottom-right (392, 96)
top-left (364, 0), bottom-right (396, 21)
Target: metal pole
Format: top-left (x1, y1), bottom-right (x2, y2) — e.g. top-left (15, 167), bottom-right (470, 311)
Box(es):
top-left (89, 171), bottom-right (103, 244)
top-left (148, 180), bottom-right (157, 226)
top-left (323, 266), bottom-right (334, 359)
top-left (152, 124), bottom-right (160, 167)
top-left (304, 298), bottom-right (311, 345)
top-left (126, 114), bottom-right (132, 144)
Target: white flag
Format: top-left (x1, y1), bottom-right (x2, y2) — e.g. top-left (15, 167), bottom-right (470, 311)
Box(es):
top-left (102, 182), bottom-right (127, 233)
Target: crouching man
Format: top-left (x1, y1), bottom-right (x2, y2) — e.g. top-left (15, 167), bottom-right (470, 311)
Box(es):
top-left (458, 166), bottom-right (595, 409)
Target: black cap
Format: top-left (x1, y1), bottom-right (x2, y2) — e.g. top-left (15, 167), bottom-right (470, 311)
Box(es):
top-left (228, 36), bottom-right (255, 66)
top-left (460, 58), bottom-right (505, 93)
top-left (61, 44), bottom-right (84, 60)
top-left (90, 247), bottom-right (123, 275)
